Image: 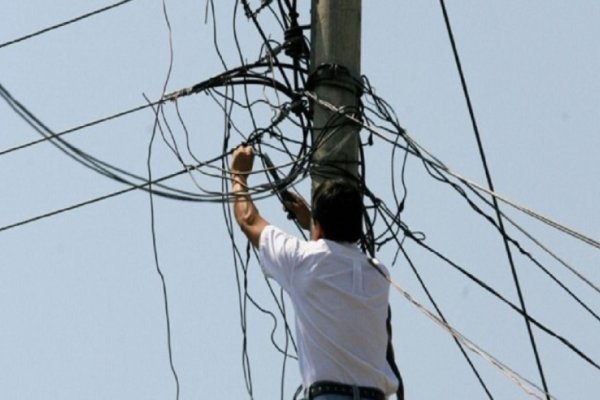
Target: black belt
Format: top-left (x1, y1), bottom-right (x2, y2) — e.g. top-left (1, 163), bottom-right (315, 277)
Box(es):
top-left (308, 381), bottom-right (385, 400)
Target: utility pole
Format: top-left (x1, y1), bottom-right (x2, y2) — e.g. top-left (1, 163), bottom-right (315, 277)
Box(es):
top-left (309, 0), bottom-right (362, 193)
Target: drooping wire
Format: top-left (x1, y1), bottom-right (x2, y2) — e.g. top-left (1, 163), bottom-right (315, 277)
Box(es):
top-left (0, 165), bottom-right (190, 234)
top-left (143, 2), bottom-right (181, 396)
top-left (0, 86), bottom-right (158, 157)
top-left (0, 83), bottom-right (217, 202)
top-left (147, 102), bottom-right (181, 400)
top-left (0, 0), bottom-right (137, 49)
top-left (1, 62), bottom-right (304, 203)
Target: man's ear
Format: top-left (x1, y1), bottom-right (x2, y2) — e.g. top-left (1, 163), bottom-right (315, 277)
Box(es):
top-left (311, 220), bottom-right (324, 240)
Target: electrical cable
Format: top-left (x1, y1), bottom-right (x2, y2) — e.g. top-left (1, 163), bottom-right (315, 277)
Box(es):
top-left (147, 105), bottom-right (181, 400)
top-left (0, 0), bottom-right (137, 49)
top-left (0, 93), bottom-right (157, 157)
top-left (437, 2), bottom-right (551, 397)
top-left (401, 221), bottom-right (600, 371)
top-left (147, 3), bottom-right (181, 395)
top-left (0, 149), bottom-right (240, 234)
top-left (0, 166), bottom-right (184, 234)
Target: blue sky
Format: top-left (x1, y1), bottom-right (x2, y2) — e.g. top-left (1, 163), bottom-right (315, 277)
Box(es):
top-left (1, 1), bottom-right (599, 399)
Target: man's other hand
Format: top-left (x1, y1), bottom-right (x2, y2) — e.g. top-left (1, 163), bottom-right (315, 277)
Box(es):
top-left (283, 192), bottom-right (311, 231)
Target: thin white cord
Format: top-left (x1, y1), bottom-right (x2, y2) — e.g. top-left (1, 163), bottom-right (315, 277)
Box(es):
top-left (387, 275), bottom-right (558, 400)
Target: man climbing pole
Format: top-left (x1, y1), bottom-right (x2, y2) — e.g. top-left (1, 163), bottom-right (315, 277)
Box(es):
top-left (230, 145), bottom-right (403, 399)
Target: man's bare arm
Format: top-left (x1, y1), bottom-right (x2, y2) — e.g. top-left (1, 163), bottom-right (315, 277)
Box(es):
top-left (231, 146), bottom-right (269, 248)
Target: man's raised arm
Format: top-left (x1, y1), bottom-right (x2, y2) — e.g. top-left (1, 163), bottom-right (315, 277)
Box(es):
top-left (231, 145), bottom-right (269, 248)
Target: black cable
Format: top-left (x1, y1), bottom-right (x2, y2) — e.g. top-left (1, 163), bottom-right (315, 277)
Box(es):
top-left (418, 156), bottom-right (600, 325)
top-left (438, 3), bottom-right (549, 395)
top-left (216, 43), bottom-right (254, 395)
top-left (0, 166), bottom-right (183, 234)
top-left (368, 181), bottom-right (600, 373)
top-left (0, 0), bottom-right (137, 49)
top-left (147, 101), bottom-right (180, 400)
top-left (399, 245), bottom-right (495, 399)
top-left (240, 0), bottom-right (295, 92)
top-left (402, 223), bottom-right (600, 372)
top-left (207, 0), bottom-right (229, 70)
top-left (0, 145), bottom-right (244, 234)
top-left (366, 63), bottom-right (600, 393)
top-left (222, 167), bottom-right (255, 397)
top-left (0, 83), bottom-right (220, 202)
top-left (0, 83), bottom-right (158, 157)
top-left (1, 62), bottom-right (303, 202)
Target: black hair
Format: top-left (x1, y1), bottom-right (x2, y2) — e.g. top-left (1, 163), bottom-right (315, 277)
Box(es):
top-left (311, 179), bottom-right (363, 242)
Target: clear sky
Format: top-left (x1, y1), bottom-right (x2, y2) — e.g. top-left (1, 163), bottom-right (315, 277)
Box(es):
top-left (1, 1), bottom-right (599, 399)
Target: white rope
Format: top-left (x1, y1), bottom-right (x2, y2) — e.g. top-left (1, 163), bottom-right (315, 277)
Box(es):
top-left (387, 276), bottom-right (558, 400)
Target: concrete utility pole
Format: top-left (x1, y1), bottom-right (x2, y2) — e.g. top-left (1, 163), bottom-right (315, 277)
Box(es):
top-left (310, 0), bottom-right (362, 193)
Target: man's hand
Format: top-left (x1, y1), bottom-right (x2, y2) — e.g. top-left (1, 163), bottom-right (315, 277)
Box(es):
top-left (283, 192), bottom-right (311, 231)
top-left (231, 145), bottom-right (254, 178)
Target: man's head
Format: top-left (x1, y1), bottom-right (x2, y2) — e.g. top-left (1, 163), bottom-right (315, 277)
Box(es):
top-left (311, 179), bottom-right (363, 243)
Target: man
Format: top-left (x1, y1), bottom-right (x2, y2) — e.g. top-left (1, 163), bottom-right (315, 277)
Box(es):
top-left (231, 145), bottom-right (401, 399)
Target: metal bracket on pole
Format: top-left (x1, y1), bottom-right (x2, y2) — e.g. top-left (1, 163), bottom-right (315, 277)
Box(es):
top-left (307, 64), bottom-right (364, 97)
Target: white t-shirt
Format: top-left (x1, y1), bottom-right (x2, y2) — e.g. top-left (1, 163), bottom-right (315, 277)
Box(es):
top-left (258, 225), bottom-right (398, 396)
